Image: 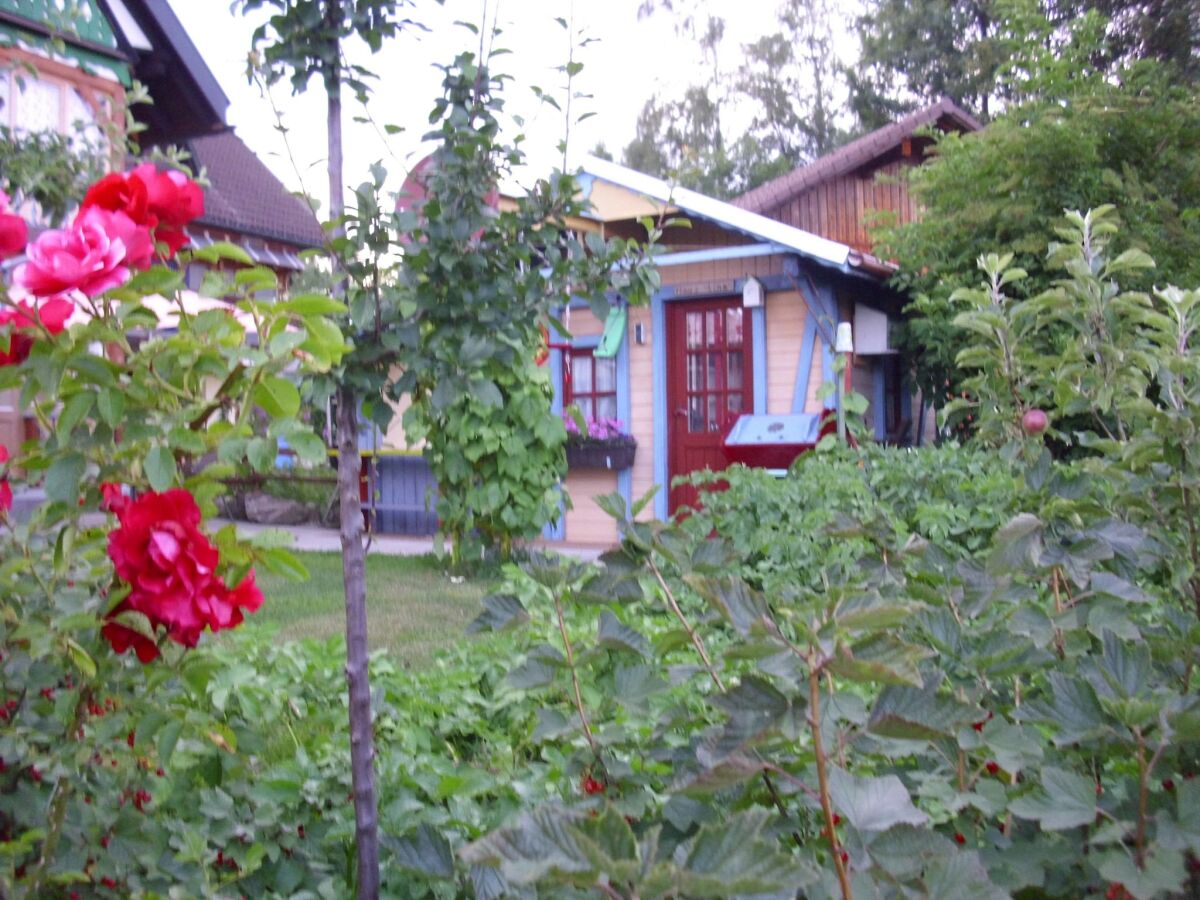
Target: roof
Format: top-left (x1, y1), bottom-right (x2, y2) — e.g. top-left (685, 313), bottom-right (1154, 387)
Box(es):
top-left (96, 0), bottom-right (229, 142)
top-left (580, 156), bottom-right (892, 277)
top-left (185, 130), bottom-right (325, 249)
top-left (734, 97), bottom-right (981, 214)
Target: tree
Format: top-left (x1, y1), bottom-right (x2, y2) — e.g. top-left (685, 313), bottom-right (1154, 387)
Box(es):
top-left (850, 0), bottom-right (1007, 126)
top-left (877, 63), bottom-right (1200, 420)
top-left (623, 0), bottom-right (852, 197)
top-left (238, 1), bottom-right (425, 894)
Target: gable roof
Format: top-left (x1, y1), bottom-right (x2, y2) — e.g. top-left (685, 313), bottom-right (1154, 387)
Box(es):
top-left (733, 97), bottom-right (981, 215)
top-left (97, 0), bottom-right (228, 142)
top-left (183, 129), bottom-right (325, 249)
top-left (581, 156), bottom-right (893, 278)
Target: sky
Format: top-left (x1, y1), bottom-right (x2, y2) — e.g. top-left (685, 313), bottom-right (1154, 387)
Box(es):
top-left (169, 0), bottom-right (793, 212)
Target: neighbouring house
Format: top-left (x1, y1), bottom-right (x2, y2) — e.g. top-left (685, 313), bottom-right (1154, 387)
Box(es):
top-left (0, 0), bottom-right (323, 453)
top-left (367, 98), bottom-right (981, 544)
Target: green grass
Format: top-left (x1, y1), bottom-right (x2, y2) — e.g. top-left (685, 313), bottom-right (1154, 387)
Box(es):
top-left (241, 552), bottom-right (488, 665)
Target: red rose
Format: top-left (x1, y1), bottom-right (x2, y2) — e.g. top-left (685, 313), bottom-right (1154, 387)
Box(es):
top-left (0, 445), bottom-right (11, 515)
top-left (132, 164), bottom-right (203, 255)
top-left (0, 297), bottom-right (74, 367)
top-left (0, 190), bottom-right (28, 260)
top-left (102, 489), bottom-right (263, 662)
top-left (81, 172), bottom-right (150, 227)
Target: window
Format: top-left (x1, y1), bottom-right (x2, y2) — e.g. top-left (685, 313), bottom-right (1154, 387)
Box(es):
top-left (0, 62), bottom-right (114, 153)
top-left (683, 306), bottom-right (746, 433)
top-left (566, 348), bottom-right (617, 421)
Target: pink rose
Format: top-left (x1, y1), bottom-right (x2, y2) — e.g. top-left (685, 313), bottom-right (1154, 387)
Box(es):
top-left (132, 164), bottom-right (204, 255)
top-left (14, 208), bottom-right (141, 299)
top-left (0, 190), bottom-right (27, 260)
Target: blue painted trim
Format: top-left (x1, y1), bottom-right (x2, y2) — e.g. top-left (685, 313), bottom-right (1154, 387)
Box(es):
top-left (655, 243), bottom-right (789, 268)
top-left (616, 332), bottom-right (633, 514)
top-left (793, 313), bottom-right (819, 414)
top-left (651, 290), bottom-right (669, 521)
top-left (655, 273), bottom-right (793, 303)
top-left (751, 305), bottom-right (767, 414)
top-left (812, 274), bottom-right (840, 412)
top-left (900, 371), bottom-right (912, 431)
top-left (873, 359), bottom-right (887, 440)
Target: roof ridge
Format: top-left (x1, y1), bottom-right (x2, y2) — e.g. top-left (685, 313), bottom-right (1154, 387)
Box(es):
top-left (733, 97), bottom-right (981, 213)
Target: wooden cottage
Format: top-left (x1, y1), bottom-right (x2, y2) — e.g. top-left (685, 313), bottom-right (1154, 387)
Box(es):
top-left (365, 99), bottom-right (980, 545)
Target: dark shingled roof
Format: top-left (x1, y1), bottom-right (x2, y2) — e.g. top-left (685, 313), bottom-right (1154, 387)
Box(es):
top-left (184, 130), bottom-right (325, 249)
top-left (733, 97), bottom-right (982, 214)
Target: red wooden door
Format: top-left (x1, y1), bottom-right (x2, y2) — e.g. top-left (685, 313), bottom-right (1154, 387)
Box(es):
top-left (667, 298), bottom-right (753, 514)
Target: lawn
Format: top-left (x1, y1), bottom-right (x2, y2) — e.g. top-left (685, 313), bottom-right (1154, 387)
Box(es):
top-left (241, 551), bottom-right (488, 664)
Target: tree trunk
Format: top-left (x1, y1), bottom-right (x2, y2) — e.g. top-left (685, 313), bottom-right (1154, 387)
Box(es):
top-left (325, 0), bottom-right (380, 895)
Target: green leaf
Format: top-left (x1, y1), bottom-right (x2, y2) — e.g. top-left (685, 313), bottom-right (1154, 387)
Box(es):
top-left (827, 634), bottom-right (931, 687)
top-left (246, 437), bottom-right (277, 472)
top-left (45, 452), bottom-right (86, 503)
top-left (506, 645), bottom-right (564, 690)
top-left (827, 767), bottom-right (929, 832)
top-left (1009, 766), bottom-right (1097, 830)
top-left (145, 446), bottom-right (178, 492)
top-left (689, 575), bottom-right (769, 635)
top-left (597, 610), bottom-right (649, 657)
top-left (868, 685), bottom-right (980, 740)
top-left (254, 376), bottom-right (301, 419)
top-left (57, 391), bottom-right (93, 437)
top-left (280, 293), bottom-right (348, 316)
top-left (65, 638), bottom-right (96, 679)
top-left (97, 389), bottom-right (125, 427)
top-left (382, 824), bottom-right (455, 880)
top-left (467, 594), bottom-right (529, 634)
top-left (1096, 848), bottom-right (1186, 900)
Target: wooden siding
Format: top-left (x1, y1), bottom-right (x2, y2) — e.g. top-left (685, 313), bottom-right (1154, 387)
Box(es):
top-left (758, 160), bottom-right (921, 254)
top-left (765, 291), bottom-right (804, 414)
top-left (563, 469), bottom-right (619, 544)
top-left (628, 306), bottom-right (655, 522)
top-left (806, 340), bottom-right (827, 412)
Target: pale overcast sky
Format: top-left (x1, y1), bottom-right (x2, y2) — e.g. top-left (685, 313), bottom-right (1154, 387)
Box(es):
top-left (169, 0), bottom-right (798, 212)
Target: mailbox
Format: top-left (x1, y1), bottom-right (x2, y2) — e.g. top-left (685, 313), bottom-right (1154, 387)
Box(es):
top-left (721, 413), bottom-right (833, 469)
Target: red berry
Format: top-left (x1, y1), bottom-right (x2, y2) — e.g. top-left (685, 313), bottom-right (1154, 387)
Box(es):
top-left (582, 776), bottom-right (606, 795)
top-left (39, 687), bottom-right (54, 700)
top-left (297, 825), bottom-right (306, 839)
top-left (156, 767), bottom-right (165, 778)
top-left (127, 731), bottom-right (135, 748)
top-left (832, 814), bottom-right (842, 826)
top-left (1022, 409), bottom-right (1049, 436)
top-left (985, 761), bottom-right (1000, 775)
top-left (29, 766), bottom-right (42, 783)
top-left (839, 851), bottom-right (849, 864)
top-left (101, 835), bottom-right (111, 849)
top-left (101, 877), bottom-right (117, 889)
top-left (1163, 778), bottom-right (1176, 792)
top-left (954, 831), bottom-right (966, 845)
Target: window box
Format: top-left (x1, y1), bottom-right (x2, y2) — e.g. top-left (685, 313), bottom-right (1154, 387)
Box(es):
top-left (566, 438), bottom-right (637, 471)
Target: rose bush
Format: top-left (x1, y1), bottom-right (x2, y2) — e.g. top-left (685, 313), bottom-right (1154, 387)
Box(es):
top-left (0, 190), bottom-right (27, 259)
top-left (0, 163), bottom-right (345, 896)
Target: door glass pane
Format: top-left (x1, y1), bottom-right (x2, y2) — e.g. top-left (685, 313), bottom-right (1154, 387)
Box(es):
top-left (707, 352), bottom-right (724, 390)
top-left (726, 308), bottom-right (744, 347)
top-left (573, 357), bottom-right (592, 394)
top-left (705, 310), bottom-right (723, 347)
top-left (686, 312), bottom-right (703, 349)
top-left (707, 395), bottom-right (720, 431)
top-left (689, 395), bottom-right (704, 433)
top-left (596, 395), bottom-right (618, 420)
top-left (727, 351), bottom-right (743, 390)
top-left (728, 394), bottom-right (743, 415)
top-left (687, 353), bottom-right (704, 392)
top-left (595, 357), bottom-right (616, 392)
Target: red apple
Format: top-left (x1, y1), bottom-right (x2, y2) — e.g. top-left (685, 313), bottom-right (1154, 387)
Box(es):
top-left (1022, 409), bottom-right (1048, 435)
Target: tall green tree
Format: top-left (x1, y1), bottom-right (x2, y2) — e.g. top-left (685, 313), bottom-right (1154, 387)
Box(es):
top-left (623, 0), bottom-right (851, 197)
top-left (238, 1), bottom-right (424, 894)
top-left (877, 63), bottom-right (1200, 421)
